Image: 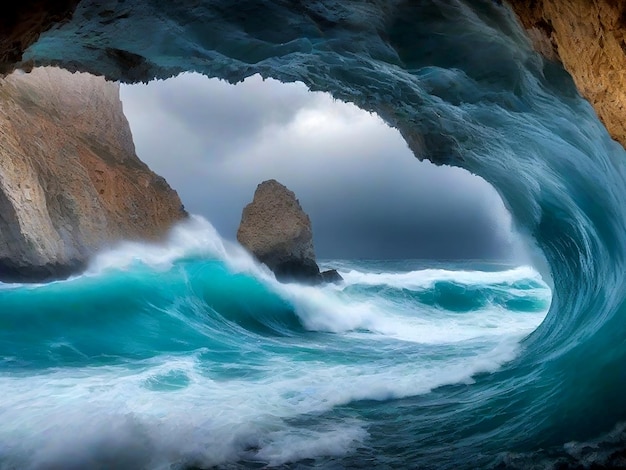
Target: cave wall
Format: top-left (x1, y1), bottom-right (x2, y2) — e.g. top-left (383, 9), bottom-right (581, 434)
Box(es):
top-left (0, 0), bottom-right (623, 280)
top-left (507, 0), bottom-right (626, 149)
top-left (0, 1), bottom-right (623, 152)
top-left (0, 0), bottom-right (80, 74)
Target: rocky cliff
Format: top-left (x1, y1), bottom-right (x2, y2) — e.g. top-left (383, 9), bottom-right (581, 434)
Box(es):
top-left (0, 67), bottom-right (186, 281)
top-left (507, 0), bottom-right (626, 148)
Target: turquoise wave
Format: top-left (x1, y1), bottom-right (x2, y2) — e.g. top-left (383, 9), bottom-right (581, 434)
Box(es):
top-left (0, 226), bottom-right (550, 468)
top-left (15, 0), bottom-right (626, 467)
top-left (0, 253), bottom-right (547, 368)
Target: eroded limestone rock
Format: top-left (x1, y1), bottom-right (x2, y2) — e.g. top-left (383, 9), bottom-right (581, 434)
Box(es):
top-left (0, 67), bottom-right (186, 281)
top-left (507, 0), bottom-right (626, 148)
top-left (237, 180), bottom-right (322, 284)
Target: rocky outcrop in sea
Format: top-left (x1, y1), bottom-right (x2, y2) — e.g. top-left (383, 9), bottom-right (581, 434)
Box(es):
top-left (237, 179), bottom-right (341, 285)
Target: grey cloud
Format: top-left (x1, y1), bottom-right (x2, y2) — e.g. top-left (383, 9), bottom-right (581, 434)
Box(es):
top-left (121, 73), bottom-right (525, 262)
top-left (123, 73), bottom-right (321, 158)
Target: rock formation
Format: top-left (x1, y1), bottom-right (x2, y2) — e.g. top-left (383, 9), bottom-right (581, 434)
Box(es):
top-left (0, 1), bottom-right (80, 74)
top-left (237, 180), bottom-right (341, 284)
top-left (507, 0), bottom-right (626, 149)
top-left (320, 269), bottom-right (343, 284)
top-left (0, 67), bottom-right (186, 281)
top-left (237, 180), bottom-right (320, 283)
top-left (0, 1), bottom-right (625, 152)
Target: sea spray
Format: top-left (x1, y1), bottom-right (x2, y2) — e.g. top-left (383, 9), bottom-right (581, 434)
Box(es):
top-left (0, 217), bottom-right (550, 469)
top-left (9, 0), bottom-right (626, 466)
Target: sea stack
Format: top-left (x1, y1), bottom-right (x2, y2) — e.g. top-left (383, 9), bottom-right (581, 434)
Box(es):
top-left (237, 180), bottom-right (341, 284)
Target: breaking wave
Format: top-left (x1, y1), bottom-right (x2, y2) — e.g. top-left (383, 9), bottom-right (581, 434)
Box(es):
top-left (0, 218), bottom-right (549, 469)
top-left (16, 0), bottom-right (626, 466)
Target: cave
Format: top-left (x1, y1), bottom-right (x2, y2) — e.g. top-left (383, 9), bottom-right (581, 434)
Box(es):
top-left (1, 1), bottom-right (626, 469)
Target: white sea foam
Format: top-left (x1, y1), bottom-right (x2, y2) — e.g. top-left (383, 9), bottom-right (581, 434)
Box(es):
top-left (86, 215), bottom-right (273, 279)
top-left (270, 277), bottom-right (548, 342)
top-left (338, 265), bottom-right (544, 289)
top-left (0, 216), bottom-right (553, 468)
top-left (0, 336), bottom-right (522, 469)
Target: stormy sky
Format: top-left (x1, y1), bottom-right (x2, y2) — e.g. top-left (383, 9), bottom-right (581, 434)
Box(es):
top-left (120, 73), bottom-right (524, 261)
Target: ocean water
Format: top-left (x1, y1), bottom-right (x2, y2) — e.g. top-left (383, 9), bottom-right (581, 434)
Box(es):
top-left (17, 0), bottom-right (626, 467)
top-left (0, 218), bottom-right (550, 469)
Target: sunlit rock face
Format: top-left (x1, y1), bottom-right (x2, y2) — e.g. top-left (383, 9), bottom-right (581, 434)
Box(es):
top-left (508, 0), bottom-right (626, 149)
top-left (0, 67), bottom-right (186, 281)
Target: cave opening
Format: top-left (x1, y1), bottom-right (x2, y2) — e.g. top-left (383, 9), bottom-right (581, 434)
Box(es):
top-left (2, 0), bottom-right (626, 465)
top-left (117, 70), bottom-right (552, 338)
top-left (120, 72), bottom-right (532, 265)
